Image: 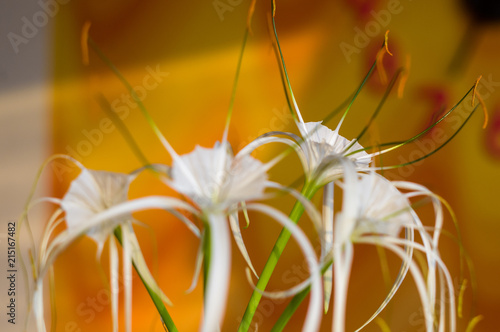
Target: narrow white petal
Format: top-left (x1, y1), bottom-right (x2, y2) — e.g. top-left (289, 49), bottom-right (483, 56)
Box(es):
top-left (334, 159), bottom-right (360, 245)
top-left (109, 235), bottom-right (119, 332)
top-left (229, 211), bottom-right (258, 278)
top-left (28, 197), bottom-right (62, 209)
top-left (245, 267), bottom-right (313, 299)
top-left (322, 182), bottom-right (334, 313)
top-left (33, 280), bottom-right (47, 332)
top-left (332, 240), bottom-right (354, 332)
top-left (237, 134), bottom-right (310, 176)
top-left (167, 209), bottom-right (201, 238)
top-left (201, 214), bottom-right (231, 332)
top-left (122, 226), bottom-right (133, 332)
top-left (359, 237), bottom-right (456, 331)
top-left (39, 209), bottom-right (64, 266)
top-left (395, 181), bottom-right (448, 314)
top-left (186, 239), bottom-right (204, 294)
top-left (438, 270), bottom-right (446, 332)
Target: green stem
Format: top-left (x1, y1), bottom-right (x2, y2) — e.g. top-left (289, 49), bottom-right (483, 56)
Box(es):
top-left (113, 229), bottom-right (178, 332)
top-left (271, 260), bottom-right (333, 332)
top-left (272, 287), bottom-right (309, 332)
top-left (237, 182), bottom-right (318, 331)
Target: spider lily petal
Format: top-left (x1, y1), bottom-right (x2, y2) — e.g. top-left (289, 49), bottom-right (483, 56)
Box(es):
top-left (32, 280), bottom-right (46, 332)
top-left (109, 235), bottom-right (119, 332)
top-left (230, 209), bottom-right (259, 278)
top-left (186, 238), bottom-right (205, 294)
top-left (201, 214), bottom-right (232, 332)
top-left (393, 181), bottom-right (457, 331)
top-left (322, 182), bottom-right (334, 313)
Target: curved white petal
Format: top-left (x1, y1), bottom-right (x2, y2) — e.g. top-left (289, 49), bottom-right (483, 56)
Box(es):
top-left (245, 267), bottom-right (312, 299)
top-left (122, 226), bottom-right (133, 332)
top-left (39, 209), bottom-right (64, 265)
top-left (237, 134), bottom-right (309, 176)
top-left (167, 209), bottom-right (201, 238)
top-left (363, 236), bottom-right (456, 332)
top-left (354, 227), bottom-right (414, 332)
top-left (229, 210), bottom-right (258, 278)
top-left (186, 239), bottom-right (204, 294)
top-left (246, 203), bottom-right (322, 332)
top-left (109, 235), bottom-right (119, 332)
top-left (356, 238), bottom-right (434, 332)
top-left (41, 196), bottom-right (198, 280)
top-left (236, 131), bottom-right (302, 156)
top-left (322, 182), bottom-right (334, 313)
top-left (332, 240), bottom-right (354, 332)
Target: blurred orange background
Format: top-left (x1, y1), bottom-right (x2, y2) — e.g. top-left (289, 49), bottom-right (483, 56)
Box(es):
top-left (5, 0), bottom-right (500, 331)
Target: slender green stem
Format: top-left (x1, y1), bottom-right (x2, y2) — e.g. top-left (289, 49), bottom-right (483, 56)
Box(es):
top-left (96, 94), bottom-right (151, 168)
top-left (113, 228), bottom-right (178, 332)
top-left (272, 286), bottom-right (309, 332)
top-left (238, 182), bottom-right (318, 331)
top-left (271, 260), bottom-right (333, 332)
top-left (224, 28), bottom-right (249, 139)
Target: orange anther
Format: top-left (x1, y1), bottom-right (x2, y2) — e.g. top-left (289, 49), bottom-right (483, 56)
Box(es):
top-left (81, 21), bottom-right (92, 66)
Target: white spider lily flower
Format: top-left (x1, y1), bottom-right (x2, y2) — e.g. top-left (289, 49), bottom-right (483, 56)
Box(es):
top-left (61, 169), bottom-right (175, 332)
top-left (166, 141), bottom-right (323, 332)
top-left (337, 172), bottom-right (413, 242)
top-left (31, 166), bottom-right (188, 332)
top-left (170, 142), bottom-right (268, 211)
top-left (297, 121), bottom-right (371, 185)
top-left (61, 169), bottom-right (131, 253)
top-left (330, 168), bottom-right (455, 332)
top-left (240, 120), bottom-right (372, 188)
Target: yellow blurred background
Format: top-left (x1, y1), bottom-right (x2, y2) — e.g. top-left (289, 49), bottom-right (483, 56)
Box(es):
top-left (2, 0), bottom-right (500, 331)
